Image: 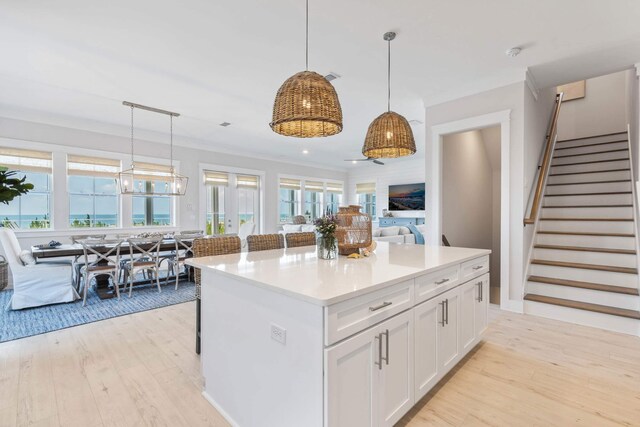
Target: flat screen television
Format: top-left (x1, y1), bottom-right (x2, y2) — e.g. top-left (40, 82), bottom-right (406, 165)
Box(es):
top-left (388, 183), bottom-right (425, 211)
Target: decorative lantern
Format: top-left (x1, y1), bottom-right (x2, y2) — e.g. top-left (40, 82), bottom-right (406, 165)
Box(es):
top-left (335, 205), bottom-right (372, 256)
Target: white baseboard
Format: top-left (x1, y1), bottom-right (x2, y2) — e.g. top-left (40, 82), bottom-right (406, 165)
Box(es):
top-left (202, 391), bottom-right (240, 427)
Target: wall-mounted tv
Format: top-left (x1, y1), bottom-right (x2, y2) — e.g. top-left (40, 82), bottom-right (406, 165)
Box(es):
top-left (388, 183), bottom-right (425, 211)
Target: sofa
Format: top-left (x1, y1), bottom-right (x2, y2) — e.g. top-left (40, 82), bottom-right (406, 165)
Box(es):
top-left (279, 224), bottom-right (317, 235)
top-left (372, 225), bottom-right (426, 245)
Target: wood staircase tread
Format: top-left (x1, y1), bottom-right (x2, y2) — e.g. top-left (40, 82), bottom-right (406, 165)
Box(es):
top-left (537, 231), bottom-right (635, 237)
top-left (554, 140), bottom-right (629, 151)
top-left (531, 259), bottom-right (637, 274)
top-left (528, 275), bottom-right (640, 295)
top-left (539, 217), bottom-right (633, 222)
top-left (545, 191), bottom-right (632, 197)
top-left (549, 168), bottom-right (630, 177)
top-left (553, 148), bottom-right (629, 159)
top-left (551, 158), bottom-right (629, 167)
top-left (524, 294), bottom-right (640, 319)
top-left (542, 204), bottom-right (633, 208)
top-left (533, 244), bottom-right (636, 255)
top-left (546, 179), bottom-right (631, 186)
top-left (556, 131), bottom-right (628, 143)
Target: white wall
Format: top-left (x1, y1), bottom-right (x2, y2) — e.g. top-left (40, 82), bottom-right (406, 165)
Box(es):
top-left (481, 126), bottom-right (501, 290)
top-left (0, 116), bottom-right (347, 249)
top-left (556, 71), bottom-right (628, 140)
top-left (346, 156), bottom-right (425, 222)
top-left (442, 130), bottom-right (493, 251)
top-left (625, 68), bottom-right (639, 180)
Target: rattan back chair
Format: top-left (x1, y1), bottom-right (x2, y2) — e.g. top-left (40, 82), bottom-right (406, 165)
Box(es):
top-left (292, 215), bottom-right (307, 225)
top-left (285, 232), bottom-right (316, 248)
top-left (192, 235), bottom-right (241, 355)
top-left (246, 233), bottom-right (285, 252)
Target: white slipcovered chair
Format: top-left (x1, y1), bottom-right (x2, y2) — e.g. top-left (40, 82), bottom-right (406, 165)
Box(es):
top-left (237, 221), bottom-right (256, 248)
top-left (0, 228), bottom-right (78, 310)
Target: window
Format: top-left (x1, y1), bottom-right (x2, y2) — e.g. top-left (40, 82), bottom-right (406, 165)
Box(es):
top-left (236, 174), bottom-right (259, 227)
top-left (356, 182), bottom-right (376, 219)
top-left (279, 178), bottom-right (301, 223)
top-left (303, 181), bottom-right (324, 221)
top-left (325, 182), bottom-right (343, 214)
top-left (131, 162), bottom-right (174, 227)
top-left (205, 171), bottom-right (228, 235)
top-left (0, 148), bottom-right (52, 229)
top-left (67, 155), bottom-right (120, 228)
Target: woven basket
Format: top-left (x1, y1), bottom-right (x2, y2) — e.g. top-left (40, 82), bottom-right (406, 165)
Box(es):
top-left (0, 255), bottom-right (8, 291)
top-left (335, 206), bottom-right (372, 256)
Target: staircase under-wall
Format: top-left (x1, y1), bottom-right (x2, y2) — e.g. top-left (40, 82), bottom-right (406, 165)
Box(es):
top-left (524, 131), bottom-right (640, 335)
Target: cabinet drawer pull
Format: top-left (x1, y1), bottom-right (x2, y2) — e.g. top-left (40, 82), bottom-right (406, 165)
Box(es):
top-left (382, 329), bottom-right (389, 365)
top-left (439, 301), bottom-right (446, 327)
top-left (375, 334), bottom-right (382, 370)
top-left (445, 298), bottom-right (449, 325)
top-left (472, 265), bottom-right (484, 271)
top-left (369, 301), bottom-right (392, 312)
top-left (477, 282), bottom-right (482, 302)
top-left (435, 278), bottom-right (450, 285)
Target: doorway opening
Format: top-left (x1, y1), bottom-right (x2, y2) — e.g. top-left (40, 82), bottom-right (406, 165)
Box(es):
top-left (442, 126), bottom-right (502, 304)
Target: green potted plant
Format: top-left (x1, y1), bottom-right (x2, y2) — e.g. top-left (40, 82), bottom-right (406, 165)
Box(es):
top-left (0, 167), bottom-right (33, 227)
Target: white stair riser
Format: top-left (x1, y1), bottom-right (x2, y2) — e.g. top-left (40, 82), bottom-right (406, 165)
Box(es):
top-left (556, 134), bottom-right (628, 149)
top-left (538, 220), bottom-right (634, 234)
top-left (545, 181), bottom-right (631, 195)
top-left (526, 282), bottom-right (640, 310)
top-left (524, 301), bottom-right (640, 336)
top-left (529, 264), bottom-right (638, 287)
top-left (532, 248), bottom-right (637, 268)
top-left (547, 170), bottom-right (631, 185)
top-left (544, 194), bottom-right (632, 207)
top-left (550, 159), bottom-right (630, 175)
top-left (541, 206), bottom-right (632, 218)
top-left (536, 233), bottom-right (636, 250)
top-left (554, 141), bottom-right (629, 157)
top-left (552, 151), bottom-right (628, 166)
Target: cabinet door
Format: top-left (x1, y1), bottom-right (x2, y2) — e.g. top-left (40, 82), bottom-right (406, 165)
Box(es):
top-left (475, 274), bottom-right (490, 337)
top-left (460, 280), bottom-right (477, 353)
top-left (414, 297), bottom-right (440, 400)
top-left (438, 288), bottom-right (460, 373)
top-left (325, 326), bottom-right (380, 427)
top-left (378, 310), bottom-right (414, 427)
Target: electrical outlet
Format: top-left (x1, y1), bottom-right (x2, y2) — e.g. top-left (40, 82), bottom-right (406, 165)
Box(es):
top-left (270, 323), bottom-right (286, 344)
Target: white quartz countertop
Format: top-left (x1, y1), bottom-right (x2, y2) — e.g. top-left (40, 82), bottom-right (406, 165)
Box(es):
top-left (186, 242), bottom-right (490, 306)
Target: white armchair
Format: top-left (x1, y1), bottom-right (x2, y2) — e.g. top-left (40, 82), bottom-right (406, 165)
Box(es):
top-left (238, 221), bottom-right (256, 248)
top-left (0, 229), bottom-right (78, 310)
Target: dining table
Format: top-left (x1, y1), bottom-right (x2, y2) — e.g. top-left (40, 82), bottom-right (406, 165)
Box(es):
top-left (31, 239), bottom-right (193, 299)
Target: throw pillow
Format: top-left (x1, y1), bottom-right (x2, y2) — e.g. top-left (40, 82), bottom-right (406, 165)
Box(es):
top-left (380, 226), bottom-right (400, 237)
top-left (372, 228), bottom-right (383, 237)
top-left (398, 226), bottom-right (411, 235)
top-left (282, 224), bottom-right (302, 233)
top-left (301, 224), bottom-right (316, 233)
top-left (19, 249), bottom-right (36, 266)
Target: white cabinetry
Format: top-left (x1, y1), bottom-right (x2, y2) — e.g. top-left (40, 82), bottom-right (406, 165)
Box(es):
top-left (460, 273), bottom-right (490, 353)
top-left (436, 287), bottom-right (460, 373)
top-left (413, 297), bottom-right (440, 398)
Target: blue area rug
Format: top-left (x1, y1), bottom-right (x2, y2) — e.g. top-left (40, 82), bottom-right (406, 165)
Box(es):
top-left (0, 282), bottom-right (195, 343)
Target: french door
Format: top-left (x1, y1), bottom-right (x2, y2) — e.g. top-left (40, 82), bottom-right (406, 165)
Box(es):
top-left (205, 171), bottom-right (260, 235)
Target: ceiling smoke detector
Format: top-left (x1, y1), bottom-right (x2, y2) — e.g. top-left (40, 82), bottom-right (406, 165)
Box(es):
top-left (324, 72), bottom-right (341, 82)
top-left (220, 122), bottom-right (231, 127)
top-left (505, 47), bottom-right (521, 57)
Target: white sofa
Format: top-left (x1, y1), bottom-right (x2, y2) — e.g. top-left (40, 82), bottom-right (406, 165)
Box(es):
top-left (372, 225), bottom-right (426, 244)
top-left (0, 228), bottom-right (78, 310)
top-left (279, 224), bottom-right (317, 235)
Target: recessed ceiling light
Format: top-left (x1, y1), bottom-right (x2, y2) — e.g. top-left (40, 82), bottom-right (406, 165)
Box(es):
top-left (352, 160), bottom-right (357, 164)
top-left (325, 72), bottom-right (341, 82)
top-left (505, 47), bottom-right (521, 57)
top-left (302, 149), bottom-right (309, 154)
top-left (220, 121), bottom-right (231, 127)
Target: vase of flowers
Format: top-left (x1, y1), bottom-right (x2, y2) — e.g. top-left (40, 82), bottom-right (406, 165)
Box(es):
top-left (314, 214), bottom-right (338, 260)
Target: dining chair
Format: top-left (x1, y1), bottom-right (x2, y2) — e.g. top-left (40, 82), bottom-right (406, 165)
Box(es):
top-left (285, 232), bottom-right (317, 248)
top-left (78, 238), bottom-right (123, 306)
top-left (192, 235), bottom-right (241, 354)
top-left (70, 234), bottom-right (107, 289)
top-left (166, 231), bottom-right (204, 289)
top-left (237, 221), bottom-right (256, 248)
top-left (123, 237), bottom-right (163, 297)
top-left (292, 215), bottom-right (307, 225)
top-left (246, 233), bottom-right (285, 252)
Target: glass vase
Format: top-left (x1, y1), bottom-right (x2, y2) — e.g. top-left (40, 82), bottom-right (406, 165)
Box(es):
top-left (317, 235), bottom-right (337, 260)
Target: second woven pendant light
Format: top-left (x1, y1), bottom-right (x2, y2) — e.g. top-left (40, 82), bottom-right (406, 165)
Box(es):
top-left (362, 32), bottom-right (416, 158)
top-left (270, 0), bottom-right (343, 138)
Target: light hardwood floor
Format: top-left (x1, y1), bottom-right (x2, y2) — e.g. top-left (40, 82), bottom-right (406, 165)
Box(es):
top-left (1, 303), bottom-right (639, 427)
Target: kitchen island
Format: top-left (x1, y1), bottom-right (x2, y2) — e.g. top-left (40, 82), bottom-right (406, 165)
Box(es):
top-left (187, 242), bottom-right (490, 427)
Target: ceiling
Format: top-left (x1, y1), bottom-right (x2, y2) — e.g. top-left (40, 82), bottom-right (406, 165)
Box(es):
top-left (1, 0), bottom-right (640, 168)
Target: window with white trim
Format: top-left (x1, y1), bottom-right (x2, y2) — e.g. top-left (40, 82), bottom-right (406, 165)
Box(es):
top-left (303, 181), bottom-right (324, 221)
top-left (0, 148), bottom-right (52, 229)
top-left (132, 162), bottom-right (174, 227)
top-left (204, 171), bottom-right (228, 235)
top-left (279, 178), bottom-right (301, 223)
top-left (325, 182), bottom-right (343, 214)
top-left (67, 155), bottom-right (120, 228)
top-left (356, 182), bottom-right (376, 219)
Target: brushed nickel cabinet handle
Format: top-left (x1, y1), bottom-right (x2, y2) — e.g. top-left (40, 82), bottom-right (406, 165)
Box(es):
top-left (445, 298), bottom-right (449, 325)
top-left (369, 301), bottom-right (392, 312)
top-left (473, 265), bottom-right (484, 271)
top-left (375, 334), bottom-right (382, 370)
top-left (477, 282), bottom-right (482, 302)
top-left (439, 301), bottom-right (446, 327)
top-left (435, 278), bottom-right (450, 285)
top-left (382, 329), bottom-right (389, 365)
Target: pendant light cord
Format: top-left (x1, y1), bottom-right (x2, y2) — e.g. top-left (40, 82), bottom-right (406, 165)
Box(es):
top-left (130, 105), bottom-right (135, 167)
top-left (387, 37), bottom-right (391, 112)
top-left (305, 0), bottom-right (309, 71)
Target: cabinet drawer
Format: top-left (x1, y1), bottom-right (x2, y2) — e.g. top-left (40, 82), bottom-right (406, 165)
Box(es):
top-left (325, 280), bottom-right (414, 346)
top-left (415, 265), bottom-right (460, 304)
top-left (461, 255), bottom-right (489, 280)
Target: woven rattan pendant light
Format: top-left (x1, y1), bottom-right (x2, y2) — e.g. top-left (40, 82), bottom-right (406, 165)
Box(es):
top-left (270, 0), bottom-right (342, 138)
top-left (362, 32), bottom-right (416, 158)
